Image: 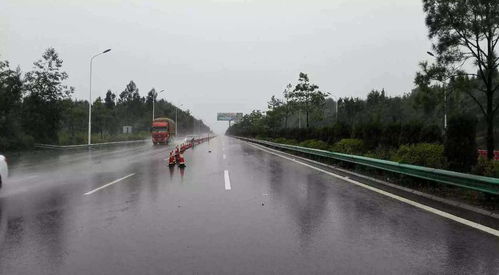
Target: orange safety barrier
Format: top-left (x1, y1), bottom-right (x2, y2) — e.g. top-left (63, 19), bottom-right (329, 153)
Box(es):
top-left (167, 136), bottom-right (215, 167)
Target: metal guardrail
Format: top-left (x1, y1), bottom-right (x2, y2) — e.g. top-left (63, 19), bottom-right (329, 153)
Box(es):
top-left (35, 139), bottom-right (148, 149)
top-left (237, 137), bottom-right (499, 195)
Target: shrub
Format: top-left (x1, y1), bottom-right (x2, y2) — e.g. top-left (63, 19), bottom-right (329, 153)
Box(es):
top-left (392, 143), bottom-right (446, 169)
top-left (351, 123), bottom-right (364, 139)
top-left (0, 134), bottom-right (35, 151)
top-left (420, 124), bottom-right (442, 143)
top-left (273, 137), bottom-right (298, 145)
top-left (472, 157), bottom-right (499, 178)
top-left (332, 138), bottom-right (365, 155)
top-left (18, 134), bottom-right (35, 148)
top-left (400, 121), bottom-right (423, 145)
top-left (0, 137), bottom-right (8, 151)
top-left (380, 123), bottom-right (401, 148)
top-left (364, 147), bottom-right (397, 160)
top-left (299, 139), bottom-right (330, 150)
top-left (444, 114), bottom-right (477, 172)
top-left (332, 122), bottom-right (351, 143)
top-left (362, 122), bottom-right (383, 150)
top-left (255, 135), bottom-right (266, 141)
top-left (277, 128), bottom-right (309, 142)
top-left (316, 127), bottom-right (334, 143)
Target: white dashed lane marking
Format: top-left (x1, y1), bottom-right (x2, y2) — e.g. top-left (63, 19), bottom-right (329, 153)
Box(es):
top-left (224, 170), bottom-right (231, 190)
top-left (84, 173), bottom-right (136, 195)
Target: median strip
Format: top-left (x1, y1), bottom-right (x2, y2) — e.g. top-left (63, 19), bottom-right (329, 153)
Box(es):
top-left (84, 173), bottom-right (136, 195)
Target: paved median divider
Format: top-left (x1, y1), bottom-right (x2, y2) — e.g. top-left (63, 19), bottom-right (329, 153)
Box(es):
top-left (236, 136), bottom-right (499, 195)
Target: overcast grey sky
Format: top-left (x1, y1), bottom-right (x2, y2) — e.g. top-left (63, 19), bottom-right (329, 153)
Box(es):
top-left (1, 0), bottom-right (431, 133)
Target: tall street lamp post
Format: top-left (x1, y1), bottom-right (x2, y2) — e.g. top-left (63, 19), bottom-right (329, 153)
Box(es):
top-left (152, 89), bottom-right (165, 121)
top-left (330, 94), bottom-right (339, 123)
top-left (88, 49), bottom-right (111, 145)
top-left (427, 51), bottom-right (450, 130)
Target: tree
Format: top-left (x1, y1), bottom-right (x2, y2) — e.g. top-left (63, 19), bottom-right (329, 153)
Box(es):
top-left (23, 48), bottom-right (73, 143)
top-left (104, 90), bottom-right (116, 109)
top-left (266, 95), bottom-right (284, 132)
top-left (146, 88), bottom-right (156, 104)
top-left (119, 81), bottom-right (143, 125)
top-left (119, 80), bottom-right (139, 104)
top-left (92, 97), bottom-right (106, 138)
top-left (445, 114), bottom-right (478, 172)
top-left (61, 99), bottom-right (87, 142)
top-left (282, 83), bottom-right (293, 128)
top-left (289, 73), bottom-right (329, 127)
top-left (338, 97), bottom-right (364, 124)
top-left (0, 59), bottom-right (24, 149)
top-left (422, 0), bottom-right (499, 159)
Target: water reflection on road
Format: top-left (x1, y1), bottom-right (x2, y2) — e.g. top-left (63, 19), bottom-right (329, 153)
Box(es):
top-left (0, 139), bottom-right (498, 274)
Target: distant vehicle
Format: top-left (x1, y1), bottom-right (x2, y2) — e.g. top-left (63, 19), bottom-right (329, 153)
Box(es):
top-left (151, 117), bottom-right (176, 145)
top-left (183, 135), bottom-right (198, 144)
top-left (0, 155), bottom-right (7, 189)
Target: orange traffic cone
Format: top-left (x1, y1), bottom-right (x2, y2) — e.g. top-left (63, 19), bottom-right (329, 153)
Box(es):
top-left (178, 153), bottom-right (186, 168)
top-left (168, 151), bottom-right (176, 167)
top-left (175, 146), bottom-right (180, 160)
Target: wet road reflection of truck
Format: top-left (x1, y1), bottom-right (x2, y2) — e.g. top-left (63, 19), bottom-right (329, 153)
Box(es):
top-left (151, 117), bottom-right (176, 145)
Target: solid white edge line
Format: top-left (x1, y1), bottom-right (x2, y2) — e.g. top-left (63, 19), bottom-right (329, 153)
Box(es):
top-left (247, 143), bottom-right (499, 237)
top-left (224, 170), bottom-right (231, 190)
top-left (84, 173), bottom-right (136, 195)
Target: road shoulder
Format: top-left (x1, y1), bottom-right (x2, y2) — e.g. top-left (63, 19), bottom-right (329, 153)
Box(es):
top-left (241, 138), bottom-right (499, 233)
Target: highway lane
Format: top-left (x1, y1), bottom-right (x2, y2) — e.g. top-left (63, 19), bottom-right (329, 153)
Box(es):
top-left (0, 136), bottom-right (498, 274)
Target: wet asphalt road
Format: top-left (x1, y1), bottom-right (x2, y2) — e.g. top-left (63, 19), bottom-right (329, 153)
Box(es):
top-left (0, 136), bottom-right (498, 274)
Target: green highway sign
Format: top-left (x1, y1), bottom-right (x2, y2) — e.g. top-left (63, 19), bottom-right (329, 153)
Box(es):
top-left (217, 112), bottom-right (243, 121)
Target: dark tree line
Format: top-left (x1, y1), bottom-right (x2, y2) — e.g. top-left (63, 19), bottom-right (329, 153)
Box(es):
top-left (226, 71), bottom-right (492, 173)
top-left (0, 48), bottom-right (210, 150)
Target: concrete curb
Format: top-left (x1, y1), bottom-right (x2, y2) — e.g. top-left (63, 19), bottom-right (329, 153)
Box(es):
top-left (238, 137), bottom-right (499, 222)
top-left (35, 139), bottom-right (149, 149)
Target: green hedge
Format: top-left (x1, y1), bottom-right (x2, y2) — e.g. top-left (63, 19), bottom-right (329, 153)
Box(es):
top-left (299, 139), bottom-right (330, 150)
top-left (472, 157), bottom-right (499, 178)
top-left (392, 143), bottom-right (446, 169)
top-left (332, 139), bottom-right (365, 155)
top-left (228, 121), bottom-right (441, 149)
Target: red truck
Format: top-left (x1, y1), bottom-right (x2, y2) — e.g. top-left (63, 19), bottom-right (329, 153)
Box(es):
top-left (151, 117), bottom-right (176, 145)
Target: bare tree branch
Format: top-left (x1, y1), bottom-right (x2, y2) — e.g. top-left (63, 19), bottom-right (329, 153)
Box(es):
top-left (466, 91), bottom-right (487, 117)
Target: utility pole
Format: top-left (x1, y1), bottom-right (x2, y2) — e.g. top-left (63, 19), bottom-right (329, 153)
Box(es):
top-left (427, 51), bottom-right (450, 131)
top-left (152, 89), bottom-right (165, 121)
